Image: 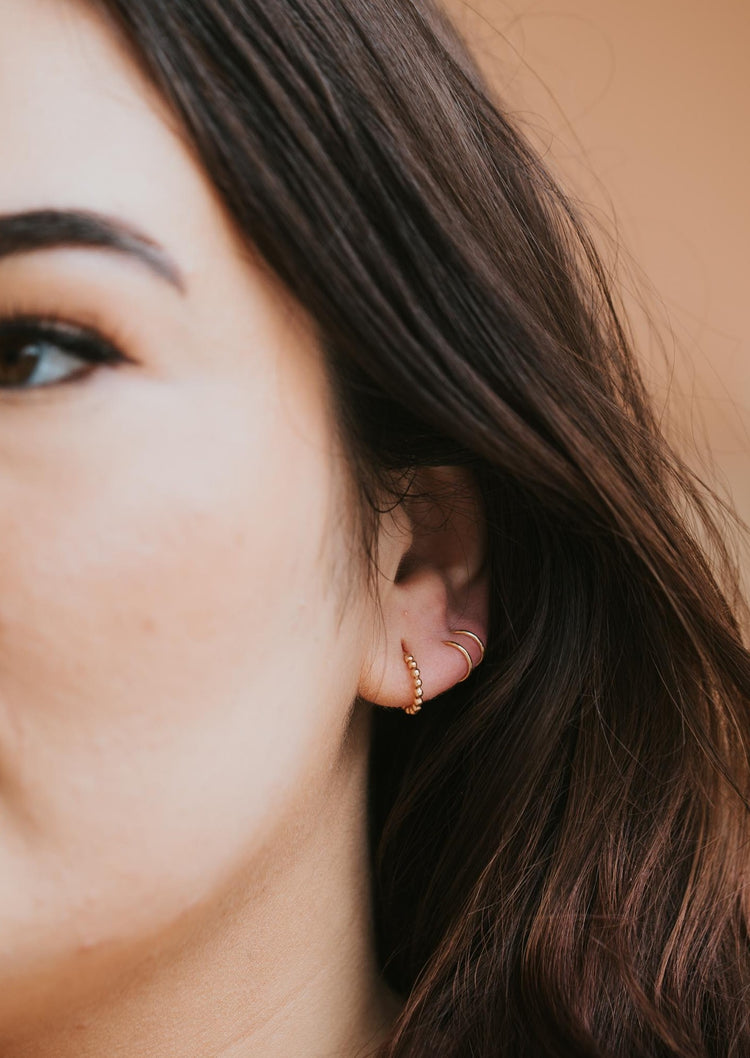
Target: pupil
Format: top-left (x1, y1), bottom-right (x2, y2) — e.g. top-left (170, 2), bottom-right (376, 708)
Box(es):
top-left (0, 341), bottom-right (42, 386)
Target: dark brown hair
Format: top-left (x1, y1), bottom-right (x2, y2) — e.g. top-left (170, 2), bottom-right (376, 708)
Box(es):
top-left (90, 0), bottom-right (750, 1053)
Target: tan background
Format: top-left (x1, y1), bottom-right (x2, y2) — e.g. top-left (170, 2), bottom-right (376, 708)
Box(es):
top-left (445, 0), bottom-right (750, 582)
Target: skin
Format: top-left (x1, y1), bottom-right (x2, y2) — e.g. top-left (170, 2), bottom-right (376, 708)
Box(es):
top-left (0, 1), bottom-right (489, 1055)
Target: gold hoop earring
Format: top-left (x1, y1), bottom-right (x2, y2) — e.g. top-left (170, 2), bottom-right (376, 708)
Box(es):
top-left (450, 628), bottom-right (486, 663)
top-left (441, 638), bottom-right (473, 682)
top-left (402, 648), bottom-right (423, 715)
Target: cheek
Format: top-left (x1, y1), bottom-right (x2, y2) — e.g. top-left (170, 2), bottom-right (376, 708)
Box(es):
top-left (0, 369), bottom-right (355, 956)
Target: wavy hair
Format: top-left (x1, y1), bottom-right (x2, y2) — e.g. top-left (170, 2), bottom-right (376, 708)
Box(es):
top-left (90, 1), bottom-right (750, 1053)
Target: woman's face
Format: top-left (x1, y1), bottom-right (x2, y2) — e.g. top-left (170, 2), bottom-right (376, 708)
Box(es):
top-left (0, 0), bottom-right (393, 1023)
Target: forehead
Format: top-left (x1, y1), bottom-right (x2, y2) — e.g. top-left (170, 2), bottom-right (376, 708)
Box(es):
top-left (0, 0), bottom-right (226, 276)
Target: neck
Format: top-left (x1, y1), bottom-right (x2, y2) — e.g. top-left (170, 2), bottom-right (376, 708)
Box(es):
top-left (0, 707), bottom-right (403, 1058)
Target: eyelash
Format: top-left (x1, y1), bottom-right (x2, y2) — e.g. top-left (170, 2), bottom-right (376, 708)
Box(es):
top-left (0, 307), bottom-right (132, 390)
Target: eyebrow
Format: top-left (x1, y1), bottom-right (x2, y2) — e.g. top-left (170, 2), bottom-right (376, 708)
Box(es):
top-left (0, 208), bottom-right (186, 293)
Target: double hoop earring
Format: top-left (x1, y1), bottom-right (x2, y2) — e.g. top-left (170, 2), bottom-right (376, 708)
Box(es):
top-left (442, 628), bottom-right (486, 682)
top-left (402, 629), bottom-right (486, 715)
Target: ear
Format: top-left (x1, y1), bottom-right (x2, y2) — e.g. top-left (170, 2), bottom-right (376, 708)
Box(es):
top-left (358, 464), bottom-right (489, 712)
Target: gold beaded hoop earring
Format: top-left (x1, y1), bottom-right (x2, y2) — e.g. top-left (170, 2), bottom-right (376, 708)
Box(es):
top-left (402, 648), bottom-right (423, 714)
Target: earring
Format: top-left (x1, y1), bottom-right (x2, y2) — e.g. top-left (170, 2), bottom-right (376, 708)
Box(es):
top-left (441, 628), bottom-right (486, 682)
top-left (441, 639), bottom-right (473, 682)
top-left (401, 630), bottom-right (486, 715)
top-left (450, 628), bottom-right (486, 662)
top-left (401, 648), bottom-right (423, 715)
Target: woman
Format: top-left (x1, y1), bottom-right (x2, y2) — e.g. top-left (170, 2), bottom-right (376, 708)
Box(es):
top-left (0, 0), bottom-right (747, 1054)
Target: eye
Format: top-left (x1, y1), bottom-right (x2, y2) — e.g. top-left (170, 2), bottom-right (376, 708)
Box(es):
top-left (0, 314), bottom-right (128, 390)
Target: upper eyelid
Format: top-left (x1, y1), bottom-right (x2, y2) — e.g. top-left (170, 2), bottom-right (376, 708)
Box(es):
top-left (0, 316), bottom-right (127, 361)
top-left (0, 303), bottom-right (139, 364)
